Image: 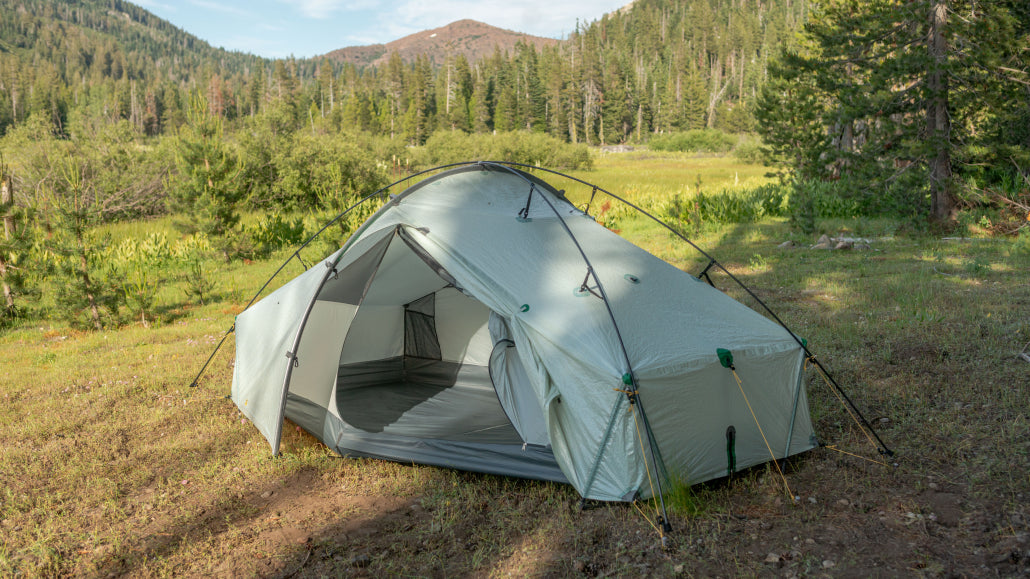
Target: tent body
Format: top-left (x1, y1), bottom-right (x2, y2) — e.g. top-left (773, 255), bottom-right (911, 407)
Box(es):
top-left (231, 164), bottom-right (816, 501)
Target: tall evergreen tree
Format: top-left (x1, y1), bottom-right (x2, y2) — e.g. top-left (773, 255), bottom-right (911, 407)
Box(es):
top-left (167, 96), bottom-right (245, 237)
top-left (766, 0), bottom-right (1027, 221)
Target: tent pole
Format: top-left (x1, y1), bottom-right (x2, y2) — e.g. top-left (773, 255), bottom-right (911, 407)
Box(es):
top-left (481, 162), bottom-right (673, 537)
top-left (493, 162), bottom-right (894, 458)
top-left (187, 161), bottom-right (482, 391)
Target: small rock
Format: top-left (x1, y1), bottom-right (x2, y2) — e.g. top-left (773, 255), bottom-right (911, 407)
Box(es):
top-left (350, 553), bottom-right (371, 567)
top-left (837, 499), bottom-right (850, 506)
top-left (817, 234), bottom-right (830, 245)
top-left (573, 560), bottom-right (586, 572)
top-left (765, 553), bottom-right (781, 563)
top-left (673, 563), bottom-right (684, 573)
top-left (812, 242), bottom-right (833, 250)
top-left (879, 417), bottom-right (890, 424)
top-left (260, 491), bottom-right (273, 499)
top-left (805, 539), bottom-right (816, 545)
top-left (834, 241), bottom-right (853, 250)
top-left (808, 497), bottom-right (817, 504)
top-left (778, 240), bottom-right (797, 249)
top-left (822, 560), bottom-right (836, 568)
top-left (928, 482), bottom-right (939, 490)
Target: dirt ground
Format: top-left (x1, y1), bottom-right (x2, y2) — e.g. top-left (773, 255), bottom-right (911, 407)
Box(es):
top-left (127, 419), bottom-right (1028, 579)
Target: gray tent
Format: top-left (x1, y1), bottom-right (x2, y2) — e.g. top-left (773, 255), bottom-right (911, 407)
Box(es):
top-left (230, 164), bottom-right (817, 503)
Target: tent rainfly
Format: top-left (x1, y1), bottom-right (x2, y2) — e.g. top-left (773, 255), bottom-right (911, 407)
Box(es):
top-left (228, 163), bottom-right (822, 510)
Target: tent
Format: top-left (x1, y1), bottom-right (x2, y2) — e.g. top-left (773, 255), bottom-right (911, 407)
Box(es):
top-left (229, 163), bottom-right (818, 504)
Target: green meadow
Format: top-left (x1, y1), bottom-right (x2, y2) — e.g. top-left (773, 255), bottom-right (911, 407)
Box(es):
top-left (1, 153), bottom-right (1028, 577)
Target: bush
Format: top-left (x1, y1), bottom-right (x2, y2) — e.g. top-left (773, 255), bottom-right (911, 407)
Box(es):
top-left (732, 136), bottom-right (766, 164)
top-left (1013, 228), bottom-right (1030, 259)
top-left (648, 130), bottom-right (738, 154)
top-left (111, 233), bottom-right (172, 326)
top-left (413, 131), bottom-right (593, 171)
top-left (248, 212), bottom-right (306, 257)
top-left (269, 132), bottom-right (388, 212)
top-left (663, 183), bottom-right (790, 228)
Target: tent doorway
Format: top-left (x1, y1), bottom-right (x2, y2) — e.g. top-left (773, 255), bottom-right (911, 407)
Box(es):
top-left (327, 226), bottom-right (549, 449)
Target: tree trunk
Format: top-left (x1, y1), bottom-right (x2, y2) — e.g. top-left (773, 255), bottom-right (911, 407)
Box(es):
top-left (928, 1), bottom-right (954, 221)
top-left (76, 227), bottom-right (102, 331)
top-left (1, 173), bottom-right (13, 309)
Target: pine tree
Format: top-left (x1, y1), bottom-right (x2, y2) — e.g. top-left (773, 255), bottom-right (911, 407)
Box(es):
top-left (0, 159), bottom-right (33, 324)
top-left (167, 95), bottom-right (245, 237)
top-left (44, 158), bottom-right (122, 330)
top-left (754, 56), bottom-right (827, 180)
top-left (775, 0), bottom-right (1027, 221)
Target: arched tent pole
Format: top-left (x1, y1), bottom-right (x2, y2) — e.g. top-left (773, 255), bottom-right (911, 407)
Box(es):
top-left (497, 162), bottom-right (894, 458)
top-left (478, 162), bottom-right (674, 538)
top-left (187, 161), bottom-right (479, 390)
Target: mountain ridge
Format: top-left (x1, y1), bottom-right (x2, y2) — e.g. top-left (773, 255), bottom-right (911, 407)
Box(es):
top-left (323, 19), bottom-right (559, 67)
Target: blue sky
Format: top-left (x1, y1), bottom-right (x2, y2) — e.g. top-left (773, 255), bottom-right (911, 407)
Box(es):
top-left (133, 0), bottom-right (632, 59)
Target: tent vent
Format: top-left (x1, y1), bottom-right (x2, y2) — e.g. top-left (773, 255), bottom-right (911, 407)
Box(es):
top-left (404, 294), bottom-right (442, 360)
top-left (624, 274), bottom-right (641, 284)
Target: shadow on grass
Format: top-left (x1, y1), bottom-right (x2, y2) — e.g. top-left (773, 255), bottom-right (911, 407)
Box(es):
top-left (83, 215), bottom-right (1030, 578)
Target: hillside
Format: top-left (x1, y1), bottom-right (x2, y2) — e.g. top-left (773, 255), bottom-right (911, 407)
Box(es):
top-left (323, 19), bottom-right (559, 67)
top-left (0, 0), bottom-right (264, 85)
top-left (0, 0), bottom-right (811, 147)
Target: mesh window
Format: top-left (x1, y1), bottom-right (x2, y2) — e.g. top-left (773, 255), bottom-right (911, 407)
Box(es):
top-left (404, 293), bottom-right (442, 360)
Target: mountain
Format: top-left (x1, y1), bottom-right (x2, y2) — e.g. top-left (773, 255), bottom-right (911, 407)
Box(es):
top-left (323, 19), bottom-right (559, 67)
top-left (0, 0), bottom-right (264, 84)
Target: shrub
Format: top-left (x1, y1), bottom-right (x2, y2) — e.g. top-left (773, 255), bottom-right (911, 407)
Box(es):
top-left (413, 131), bottom-right (593, 171)
top-left (269, 132), bottom-right (388, 212)
top-left (732, 136), bottom-right (766, 164)
top-left (111, 233), bottom-right (172, 326)
top-left (648, 130), bottom-right (738, 154)
top-left (248, 212), bottom-right (306, 257)
top-left (661, 183), bottom-right (790, 229)
top-left (172, 233), bottom-right (216, 305)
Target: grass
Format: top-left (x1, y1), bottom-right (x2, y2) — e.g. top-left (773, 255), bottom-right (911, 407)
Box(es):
top-left (562, 150), bottom-right (773, 207)
top-left (2, 152), bottom-right (1029, 576)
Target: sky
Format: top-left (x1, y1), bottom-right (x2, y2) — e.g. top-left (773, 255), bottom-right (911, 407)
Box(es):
top-left (132, 0), bottom-right (632, 59)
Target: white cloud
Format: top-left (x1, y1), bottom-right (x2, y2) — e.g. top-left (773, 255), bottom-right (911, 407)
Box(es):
top-left (289, 0), bottom-right (378, 19)
top-left (186, 0), bottom-right (250, 17)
